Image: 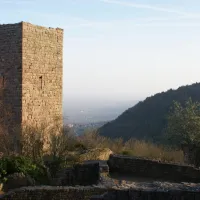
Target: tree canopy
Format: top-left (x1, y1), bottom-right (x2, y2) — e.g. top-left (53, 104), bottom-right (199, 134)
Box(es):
top-left (99, 83), bottom-right (200, 144)
top-left (166, 98), bottom-right (200, 147)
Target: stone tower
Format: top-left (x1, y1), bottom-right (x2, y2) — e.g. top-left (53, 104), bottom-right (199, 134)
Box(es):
top-left (0, 22), bottom-right (63, 135)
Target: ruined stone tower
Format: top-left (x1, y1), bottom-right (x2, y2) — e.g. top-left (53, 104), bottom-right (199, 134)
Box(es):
top-left (0, 22), bottom-right (63, 135)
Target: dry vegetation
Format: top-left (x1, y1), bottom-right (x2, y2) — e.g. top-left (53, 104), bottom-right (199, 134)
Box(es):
top-left (123, 139), bottom-right (183, 163)
top-left (0, 121), bottom-right (184, 164)
top-left (79, 130), bottom-right (184, 164)
top-left (0, 127), bottom-right (183, 163)
top-left (0, 125), bottom-right (184, 164)
top-left (0, 85), bottom-right (185, 165)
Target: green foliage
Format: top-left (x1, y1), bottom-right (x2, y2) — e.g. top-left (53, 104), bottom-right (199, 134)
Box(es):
top-left (166, 98), bottom-right (200, 146)
top-left (0, 169), bottom-right (7, 183)
top-left (99, 83), bottom-right (200, 143)
top-left (121, 150), bottom-right (134, 156)
top-left (0, 156), bottom-right (48, 184)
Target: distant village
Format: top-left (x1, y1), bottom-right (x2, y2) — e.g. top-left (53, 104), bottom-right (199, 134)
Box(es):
top-left (67, 121), bottom-right (107, 135)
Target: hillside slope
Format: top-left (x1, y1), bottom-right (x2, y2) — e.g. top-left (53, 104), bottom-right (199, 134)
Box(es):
top-left (98, 83), bottom-right (200, 143)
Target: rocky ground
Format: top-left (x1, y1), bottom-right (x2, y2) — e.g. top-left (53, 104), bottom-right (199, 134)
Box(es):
top-left (97, 174), bottom-right (200, 192)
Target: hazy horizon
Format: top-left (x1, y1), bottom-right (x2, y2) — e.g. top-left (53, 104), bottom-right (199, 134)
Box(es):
top-left (63, 97), bottom-right (138, 124)
top-left (63, 82), bottom-right (196, 123)
top-left (1, 0), bottom-right (200, 121)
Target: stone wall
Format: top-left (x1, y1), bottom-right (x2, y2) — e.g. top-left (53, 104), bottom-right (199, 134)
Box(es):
top-left (108, 154), bottom-right (200, 182)
top-left (0, 186), bottom-right (108, 200)
top-left (1, 186), bottom-right (200, 200)
top-left (22, 22), bottom-right (63, 128)
top-left (52, 163), bottom-right (100, 186)
top-left (0, 22), bottom-right (63, 141)
top-left (91, 189), bottom-right (200, 200)
top-left (0, 23), bottom-right (23, 135)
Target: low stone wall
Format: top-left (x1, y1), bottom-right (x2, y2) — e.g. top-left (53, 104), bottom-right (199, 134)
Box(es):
top-left (1, 186), bottom-right (200, 200)
top-left (53, 163), bottom-right (100, 186)
top-left (0, 186), bottom-right (108, 200)
top-left (83, 160), bottom-right (109, 173)
top-left (108, 154), bottom-right (200, 182)
top-left (90, 189), bottom-right (200, 200)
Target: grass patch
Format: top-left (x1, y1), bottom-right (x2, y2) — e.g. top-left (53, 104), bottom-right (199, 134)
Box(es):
top-left (79, 131), bottom-right (184, 164)
top-left (124, 139), bottom-right (183, 163)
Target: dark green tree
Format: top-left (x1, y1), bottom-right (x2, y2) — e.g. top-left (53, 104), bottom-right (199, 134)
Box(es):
top-left (166, 98), bottom-right (200, 146)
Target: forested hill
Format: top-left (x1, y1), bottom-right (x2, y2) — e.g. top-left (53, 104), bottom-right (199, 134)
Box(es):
top-left (98, 83), bottom-right (200, 143)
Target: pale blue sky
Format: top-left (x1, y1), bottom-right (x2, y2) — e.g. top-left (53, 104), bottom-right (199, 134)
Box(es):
top-left (1, 0), bottom-right (200, 103)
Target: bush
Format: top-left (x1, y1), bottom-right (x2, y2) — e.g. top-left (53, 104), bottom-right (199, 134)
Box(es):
top-left (79, 130), bottom-right (124, 153)
top-left (0, 156), bottom-right (49, 184)
top-left (0, 119), bottom-right (184, 172)
top-left (124, 139), bottom-right (183, 163)
top-left (0, 169), bottom-right (7, 184)
top-left (44, 153), bottom-right (81, 177)
top-left (121, 150), bottom-right (134, 156)
top-left (74, 143), bottom-right (88, 151)
top-left (78, 131), bottom-right (183, 163)
top-left (166, 98), bottom-right (200, 147)
top-left (21, 126), bottom-right (45, 162)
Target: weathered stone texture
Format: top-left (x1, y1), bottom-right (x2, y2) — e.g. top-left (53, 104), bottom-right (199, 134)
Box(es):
top-left (22, 22), bottom-right (63, 127)
top-left (0, 23), bottom-right (22, 132)
top-left (0, 22), bottom-right (63, 136)
top-left (108, 154), bottom-right (200, 182)
top-left (0, 186), bottom-right (200, 200)
top-left (52, 163), bottom-right (100, 186)
top-left (91, 189), bottom-right (200, 200)
top-left (0, 186), bottom-right (108, 200)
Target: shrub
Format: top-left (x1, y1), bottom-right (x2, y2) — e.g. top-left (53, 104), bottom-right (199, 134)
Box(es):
top-left (79, 130), bottom-right (124, 153)
top-left (166, 98), bottom-right (200, 147)
top-left (121, 150), bottom-right (134, 156)
top-left (20, 126), bottom-right (45, 162)
top-left (78, 131), bottom-right (183, 163)
top-left (44, 153), bottom-right (81, 177)
top-left (0, 169), bottom-right (7, 184)
top-left (74, 143), bottom-right (88, 151)
top-left (0, 119), bottom-right (184, 169)
top-left (124, 139), bottom-right (184, 163)
top-left (0, 156), bottom-right (49, 184)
